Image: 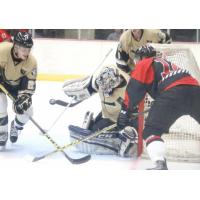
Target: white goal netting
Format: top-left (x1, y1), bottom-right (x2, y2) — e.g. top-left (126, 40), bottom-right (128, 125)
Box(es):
top-left (139, 44), bottom-right (200, 162)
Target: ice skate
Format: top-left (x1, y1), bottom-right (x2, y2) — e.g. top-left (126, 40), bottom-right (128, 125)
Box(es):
top-left (10, 120), bottom-right (23, 143)
top-left (147, 159), bottom-right (168, 170)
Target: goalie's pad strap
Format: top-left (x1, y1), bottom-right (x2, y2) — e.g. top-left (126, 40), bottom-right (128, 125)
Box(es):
top-left (68, 125), bottom-right (92, 136)
top-left (69, 125), bottom-right (120, 139)
top-left (68, 125), bottom-right (119, 138)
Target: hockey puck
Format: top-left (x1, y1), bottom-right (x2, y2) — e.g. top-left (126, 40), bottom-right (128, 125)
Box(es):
top-left (49, 99), bottom-right (56, 105)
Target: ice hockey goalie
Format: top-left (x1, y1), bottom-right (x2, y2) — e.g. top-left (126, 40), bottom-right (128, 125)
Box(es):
top-left (63, 65), bottom-right (138, 157)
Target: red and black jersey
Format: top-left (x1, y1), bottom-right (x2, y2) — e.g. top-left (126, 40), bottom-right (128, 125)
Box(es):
top-left (124, 57), bottom-right (199, 111)
top-left (0, 29), bottom-right (12, 42)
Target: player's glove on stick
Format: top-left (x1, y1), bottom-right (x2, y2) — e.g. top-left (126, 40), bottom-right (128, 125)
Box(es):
top-left (14, 94), bottom-right (32, 114)
top-left (117, 104), bottom-right (130, 129)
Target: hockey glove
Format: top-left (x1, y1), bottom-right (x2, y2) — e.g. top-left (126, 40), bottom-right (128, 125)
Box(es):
top-left (164, 32), bottom-right (172, 44)
top-left (14, 94), bottom-right (32, 114)
top-left (117, 104), bottom-right (130, 129)
top-left (158, 32), bottom-right (172, 44)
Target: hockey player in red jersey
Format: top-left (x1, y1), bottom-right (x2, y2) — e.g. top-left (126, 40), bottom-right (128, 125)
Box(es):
top-left (117, 44), bottom-right (200, 169)
top-left (0, 29), bottom-right (12, 43)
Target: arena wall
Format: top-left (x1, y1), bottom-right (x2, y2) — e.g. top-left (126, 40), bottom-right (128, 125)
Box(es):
top-left (32, 39), bottom-right (200, 81)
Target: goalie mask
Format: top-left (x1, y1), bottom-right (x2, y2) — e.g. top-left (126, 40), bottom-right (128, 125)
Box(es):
top-left (96, 67), bottom-right (122, 97)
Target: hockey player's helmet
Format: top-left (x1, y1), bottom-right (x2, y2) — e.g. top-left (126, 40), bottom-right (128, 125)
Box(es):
top-left (14, 31), bottom-right (33, 48)
top-left (96, 66), bottom-right (122, 97)
top-left (135, 44), bottom-right (156, 59)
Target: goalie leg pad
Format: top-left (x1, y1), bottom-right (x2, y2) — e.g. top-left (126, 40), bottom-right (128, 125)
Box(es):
top-left (69, 125), bottom-right (119, 155)
top-left (68, 125), bottom-right (138, 157)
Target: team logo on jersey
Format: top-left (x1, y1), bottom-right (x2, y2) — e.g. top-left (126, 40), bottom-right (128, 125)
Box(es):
top-left (31, 68), bottom-right (37, 77)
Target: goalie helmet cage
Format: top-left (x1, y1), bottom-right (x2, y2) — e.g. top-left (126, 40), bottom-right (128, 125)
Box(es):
top-left (137, 44), bottom-right (200, 162)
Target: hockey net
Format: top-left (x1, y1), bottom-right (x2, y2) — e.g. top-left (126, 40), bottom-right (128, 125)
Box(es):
top-left (137, 44), bottom-right (200, 162)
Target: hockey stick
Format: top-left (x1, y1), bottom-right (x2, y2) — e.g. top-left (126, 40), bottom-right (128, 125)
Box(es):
top-left (32, 106), bottom-right (151, 162)
top-left (49, 98), bottom-right (82, 107)
top-left (45, 96), bottom-right (78, 134)
top-left (32, 123), bottom-right (117, 162)
top-left (50, 98), bottom-right (151, 115)
top-left (0, 84), bottom-right (91, 164)
top-left (92, 48), bottom-right (113, 74)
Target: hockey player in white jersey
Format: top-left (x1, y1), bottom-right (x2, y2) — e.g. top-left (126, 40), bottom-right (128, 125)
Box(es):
top-left (0, 31), bottom-right (37, 147)
top-left (63, 65), bottom-right (138, 157)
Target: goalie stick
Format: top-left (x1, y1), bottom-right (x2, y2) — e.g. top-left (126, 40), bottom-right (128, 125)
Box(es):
top-left (0, 84), bottom-right (91, 164)
top-left (50, 99), bottom-right (151, 115)
top-left (32, 123), bottom-right (117, 162)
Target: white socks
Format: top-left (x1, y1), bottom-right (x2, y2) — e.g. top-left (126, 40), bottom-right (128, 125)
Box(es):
top-left (146, 140), bottom-right (166, 163)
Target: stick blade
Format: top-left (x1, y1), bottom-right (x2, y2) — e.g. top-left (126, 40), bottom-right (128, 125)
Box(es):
top-left (32, 155), bottom-right (46, 162)
top-left (32, 152), bottom-right (91, 164)
top-left (66, 154), bottom-right (91, 164)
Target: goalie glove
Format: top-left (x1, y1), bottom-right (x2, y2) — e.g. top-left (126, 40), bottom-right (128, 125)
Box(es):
top-left (13, 94), bottom-right (32, 114)
top-left (158, 31), bottom-right (172, 44)
top-left (62, 76), bottom-right (93, 102)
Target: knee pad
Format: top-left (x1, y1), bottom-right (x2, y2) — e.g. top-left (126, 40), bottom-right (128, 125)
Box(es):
top-left (0, 93), bottom-right (8, 133)
top-left (0, 92), bottom-right (8, 116)
top-left (16, 106), bottom-right (33, 124)
top-left (82, 111), bottom-right (94, 129)
top-left (0, 116), bottom-right (8, 133)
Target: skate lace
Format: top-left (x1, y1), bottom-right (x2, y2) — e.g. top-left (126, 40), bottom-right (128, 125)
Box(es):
top-left (10, 123), bottom-right (21, 137)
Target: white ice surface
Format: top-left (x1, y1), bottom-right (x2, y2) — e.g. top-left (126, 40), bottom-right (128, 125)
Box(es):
top-left (1, 81), bottom-right (200, 200)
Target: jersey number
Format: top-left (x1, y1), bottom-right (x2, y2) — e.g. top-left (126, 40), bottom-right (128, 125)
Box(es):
top-left (155, 58), bottom-right (178, 79)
